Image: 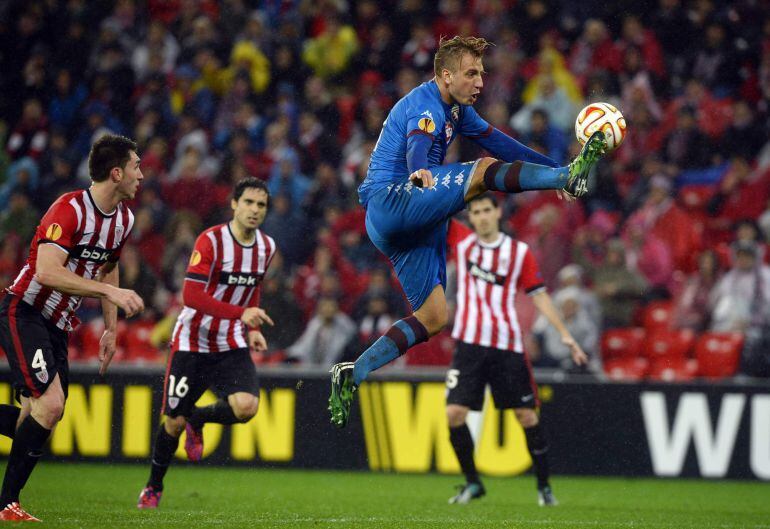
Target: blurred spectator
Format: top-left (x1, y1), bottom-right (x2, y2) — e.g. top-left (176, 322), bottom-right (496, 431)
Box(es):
top-left (690, 22), bottom-right (740, 97)
top-left (512, 74), bottom-right (577, 133)
top-left (132, 19), bottom-right (181, 79)
top-left (0, 157), bottom-right (39, 211)
top-left (161, 210), bottom-right (202, 293)
top-left (554, 264), bottom-right (602, 327)
top-left (0, 192), bottom-right (39, 245)
top-left (707, 156), bottom-right (770, 241)
top-left (622, 214), bottom-right (673, 295)
top-left (663, 105), bottom-right (712, 170)
top-left (6, 99), bottom-right (47, 161)
top-left (257, 257), bottom-right (306, 352)
top-left (673, 249), bottom-right (722, 331)
top-left (720, 101), bottom-right (765, 160)
top-left (709, 241), bottom-right (770, 333)
top-left (302, 14), bottom-right (359, 79)
top-left (261, 193), bottom-right (310, 269)
top-left (534, 286), bottom-right (600, 371)
top-left (286, 296), bottom-right (356, 366)
top-left (402, 21), bottom-right (437, 73)
top-left (48, 69), bottom-right (88, 130)
top-left (592, 238), bottom-right (648, 328)
top-left (568, 19), bottom-right (622, 86)
top-left (518, 109), bottom-right (568, 164)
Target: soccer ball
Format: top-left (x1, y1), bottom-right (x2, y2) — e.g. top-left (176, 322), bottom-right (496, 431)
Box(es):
top-left (575, 102), bottom-right (627, 151)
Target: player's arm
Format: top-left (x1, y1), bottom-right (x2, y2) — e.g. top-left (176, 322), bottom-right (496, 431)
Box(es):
top-left (406, 108), bottom-right (438, 188)
top-left (517, 245), bottom-right (586, 366)
top-left (95, 261), bottom-right (119, 375)
top-left (531, 291), bottom-right (587, 366)
top-left (462, 106), bottom-right (560, 168)
top-left (36, 244), bottom-right (144, 316)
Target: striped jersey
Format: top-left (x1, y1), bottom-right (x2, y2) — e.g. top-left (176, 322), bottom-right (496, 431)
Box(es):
top-left (171, 223), bottom-right (275, 353)
top-left (8, 189), bottom-right (134, 331)
top-left (450, 222), bottom-right (545, 352)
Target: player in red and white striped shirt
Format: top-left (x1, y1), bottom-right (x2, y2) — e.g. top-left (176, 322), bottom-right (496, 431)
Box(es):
top-left (0, 134), bottom-right (145, 521)
top-left (138, 177), bottom-right (274, 509)
top-left (445, 194), bottom-right (586, 507)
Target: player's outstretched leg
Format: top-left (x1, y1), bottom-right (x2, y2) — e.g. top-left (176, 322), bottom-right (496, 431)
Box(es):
top-left (0, 405), bottom-right (20, 439)
top-left (329, 314), bottom-right (430, 428)
top-left (468, 130), bottom-right (607, 200)
top-left (139, 419), bottom-right (184, 509)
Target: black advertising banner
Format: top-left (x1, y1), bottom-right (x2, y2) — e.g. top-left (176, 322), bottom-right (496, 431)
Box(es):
top-left (1, 366), bottom-right (768, 480)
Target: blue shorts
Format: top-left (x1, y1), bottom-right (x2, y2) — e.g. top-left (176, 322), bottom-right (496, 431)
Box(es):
top-left (365, 161), bottom-right (477, 310)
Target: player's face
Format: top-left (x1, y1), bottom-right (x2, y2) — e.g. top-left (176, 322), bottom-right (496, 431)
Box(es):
top-left (117, 151), bottom-right (143, 200)
top-left (232, 188), bottom-right (269, 232)
top-left (445, 53), bottom-right (485, 105)
top-left (468, 199), bottom-right (501, 237)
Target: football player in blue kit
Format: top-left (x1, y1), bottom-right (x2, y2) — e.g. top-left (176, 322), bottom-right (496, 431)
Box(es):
top-left (329, 36), bottom-right (606, 427)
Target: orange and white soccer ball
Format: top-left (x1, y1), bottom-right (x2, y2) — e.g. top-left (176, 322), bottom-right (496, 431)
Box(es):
top-left (575, 102), bottom-right (627, 151)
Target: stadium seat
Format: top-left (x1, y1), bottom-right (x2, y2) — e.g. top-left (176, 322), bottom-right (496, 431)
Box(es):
top-left (600, 328), bottom-right (646, 360)
top-left (648, 357), bottom-right (699, 382)
top-left (641, 301), bottom-right (675, 332)
top-left (603, 357), bottom-right (649, 381)
top-left (118, 320), bottom-right (161, 363)
top-left (643, 329), bottom-right (696, 361)
top-left (695, 332), bottom-right (744, 378)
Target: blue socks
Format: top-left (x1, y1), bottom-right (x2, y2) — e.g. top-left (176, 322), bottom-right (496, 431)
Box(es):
top-left (353, 316), bottom-right (428, 385)
top-left (483, 161), bottom-right (569, 192)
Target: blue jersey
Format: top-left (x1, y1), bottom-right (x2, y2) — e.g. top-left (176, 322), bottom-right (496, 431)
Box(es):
top-left (359, 80), bottom-right (492, 205)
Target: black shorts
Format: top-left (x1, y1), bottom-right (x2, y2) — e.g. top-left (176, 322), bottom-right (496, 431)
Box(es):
top-left (446, 342), bottom-right (538, 411)
top-left (161, 348), bottom-right (260, 417)
top-left (0, 295), bottom-right (70, 400)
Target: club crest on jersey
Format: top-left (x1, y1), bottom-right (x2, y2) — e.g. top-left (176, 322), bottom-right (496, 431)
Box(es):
top-left (451, 104), bottom-right (460, 122)
top-left (115, 226), bottom-right (124, 240)
top-left (445, 121), bottom-right (454, 143)
top-left (45, 223), bottom-right (63, 241)
top-left (35, 369), bottom-right (49, 384)
top-left (168, 397), bottom-right (179, 409)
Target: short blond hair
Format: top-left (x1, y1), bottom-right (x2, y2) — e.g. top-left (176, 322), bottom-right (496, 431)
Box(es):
top-left (433, 36), bottom-right (492, 76)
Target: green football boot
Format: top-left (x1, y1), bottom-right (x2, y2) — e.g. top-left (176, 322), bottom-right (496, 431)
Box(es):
top-left (563, 130), bottom-right (608, 198)
top-left (328, 362), bottom-right (356, 428)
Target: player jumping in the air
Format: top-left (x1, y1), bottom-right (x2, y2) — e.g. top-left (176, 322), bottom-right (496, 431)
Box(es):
top-left (445, 194), bottom-right (587, 506)
top-left (137, 177), bottom-right (275, 509)
top-left (0, 135), bottom-right (145, 522)
top-left (329, 35), bottom-right (606, 427)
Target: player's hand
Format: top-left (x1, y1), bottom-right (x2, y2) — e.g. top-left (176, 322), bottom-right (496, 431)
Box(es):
top-left (562, 335), bottom-right (588, 366)
top-left (98, 328), bottom-right (117, 375)
top-left (106, 287), bottom-right (144, 317)
top-left (409, 169), bottom-right (435, 188)
top-left (249, 330), bottom-right (267, 353)
top-left (240, 307), bottom-right (274, 328)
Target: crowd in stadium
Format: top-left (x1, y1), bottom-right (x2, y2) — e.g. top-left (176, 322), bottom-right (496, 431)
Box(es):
top-left (1, 0), bottom-right (769, 378)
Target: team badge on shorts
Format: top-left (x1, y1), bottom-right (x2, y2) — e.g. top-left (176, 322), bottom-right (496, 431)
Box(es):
top-left (168, 397), bottom-right (180, 409)
top-left (36, 369), bottom-right (49, 384)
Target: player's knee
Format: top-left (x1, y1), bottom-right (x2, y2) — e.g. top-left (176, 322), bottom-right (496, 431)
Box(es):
top-left (422, 308), bottom-right (448, 336)
top-left (446, 405), bottom-right (468, 428)
top-left (475, 157), bottom-right (498, 175)
top-left (515, 408), bottom-right (539, 428)
top-left (164, 415), bottom-right (187, 437)
top-left (231, 394), bottom-right (259, 422)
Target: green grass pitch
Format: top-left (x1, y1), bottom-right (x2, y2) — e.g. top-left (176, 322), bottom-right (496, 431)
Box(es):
top-left (12, 462), bottom-right (770, 528)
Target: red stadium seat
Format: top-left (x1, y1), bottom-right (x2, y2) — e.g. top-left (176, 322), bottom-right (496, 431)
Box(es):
top-left (118, 320), bottom-right (161, 363)
top-left (600, 328), bottom-right (646, 360)
top-left (695, 332), bottom-right (744, 378)
top-left (641, 301), bottom-right (674, 332)
top-left (644, 329), bottom-right (696, 361)
top-left (648, 357), bottom-right (699, 381)
top-left (603, 357), bottom-right (649, 381)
